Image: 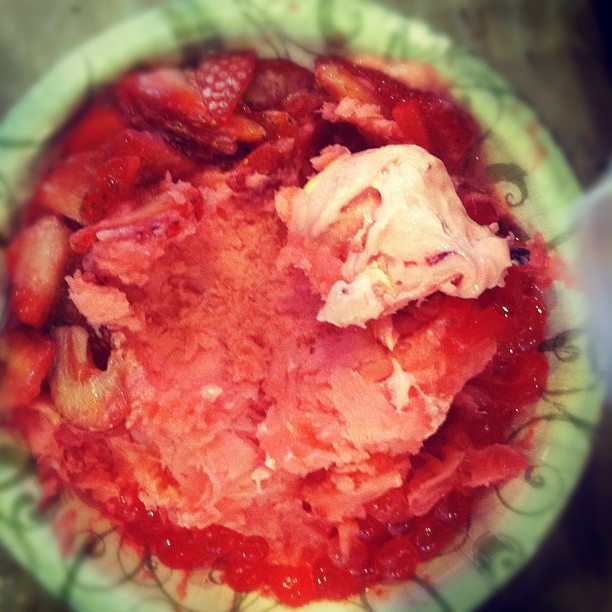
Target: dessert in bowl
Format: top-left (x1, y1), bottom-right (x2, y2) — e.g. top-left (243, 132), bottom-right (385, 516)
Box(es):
top-left (0, 1), bottom-right (604, 610)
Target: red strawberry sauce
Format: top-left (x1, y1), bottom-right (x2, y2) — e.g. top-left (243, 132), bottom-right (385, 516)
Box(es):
top-left (1, 50), bottom-right (551, 606)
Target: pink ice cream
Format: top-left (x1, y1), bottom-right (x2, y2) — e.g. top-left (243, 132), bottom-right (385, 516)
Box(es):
top-left (276, 144), bottom-right (511, 328)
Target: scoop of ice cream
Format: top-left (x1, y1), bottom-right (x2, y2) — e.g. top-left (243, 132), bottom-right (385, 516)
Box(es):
top-left (276, 144), bottom-right (511, 327)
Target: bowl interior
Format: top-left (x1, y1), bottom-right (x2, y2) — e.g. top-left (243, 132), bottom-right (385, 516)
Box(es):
top-left (0, 1), bottom-right (605, 611)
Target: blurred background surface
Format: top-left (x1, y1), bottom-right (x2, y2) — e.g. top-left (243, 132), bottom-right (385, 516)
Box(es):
top-left (0, 0), bottom-right (610, 610)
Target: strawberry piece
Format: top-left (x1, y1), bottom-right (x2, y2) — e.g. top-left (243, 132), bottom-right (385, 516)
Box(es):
top-left (224, 560), bottom-right (268, 593)
top-left (228, 139), bottom-right (296, 191)
top-left (117, 51), bottom-right (259, 151)
top-left (456, 184), bottom-right (500, 226)
top-left (391, 99), bottom-right (433, 151)
top-left (7, 215), bottom-right (72, 328)
top-left (62, 105), bottom-right (128, 155)
top-left (34, 153), bottom-right (95, 223)
top-left (316, 55), bottom-right (419, 115)
top-left (80, 155), bottom-right (141, 223)
top-left (402, 493), bottom-right (468, 561)
top-left (214, 533), bottom-right (270, 589)
top-left (151, 526), bottom-right (205, 570)
top-left (117, 67), bottom-right (207, 133)
top-left (251, 110), bottom-right (298, 140)
top-left (347, 62), bottom-right (415, 111)
top-left (315, 55), bottom-right (380, 106)
top-left (49, 325), bottom-right (128, 430)
top-left (107, 129), bottom-right (198, 181)
top-left (0, 326), bottom-right (56, 410)
top-left (202, 112), bottom-right (266, 154)
top-left (244, 58), bottom-right (317, 111)
top-left (475, 351), bottom-right (548, 408)
top-left (195, 50), bottom-right (256, 123)
top-left (36, 129), bottom-right (197, 224)
top-left (483, 265), bottom-right (547, 353)
top-left (312, 557), bottom-right (358, 600)
top-left (243, 59), bottom-right (332, 181)
top-left (374, 535), bottom-right (418, 581)
top-left (266, 564), bottom-right (315, 607)
top-left (70, 180), bottom-right (204, 254)
top-left (365, 486), bottom-right (411, 523)
top-left (316, 55), bottom-right (478, 172)
top-left (409, 91), bottom-right (479, 173)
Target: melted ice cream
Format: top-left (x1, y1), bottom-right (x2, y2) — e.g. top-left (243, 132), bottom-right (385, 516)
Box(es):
top-left (276, 144), bottom-right (511, 327)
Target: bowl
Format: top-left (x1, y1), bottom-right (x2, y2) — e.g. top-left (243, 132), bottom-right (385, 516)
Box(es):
top-left (0, 0), bottom-right (606, 610)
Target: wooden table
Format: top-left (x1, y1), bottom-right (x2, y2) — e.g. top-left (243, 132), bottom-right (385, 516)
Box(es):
top-left (1, 1), bottom-right (610, 610)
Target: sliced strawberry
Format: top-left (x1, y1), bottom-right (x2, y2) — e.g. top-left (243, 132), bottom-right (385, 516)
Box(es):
top-left (117, 66), bottom-right (205, 133)
top-left (472, 351), bottom-right (549, 409)
top-left (34, 152), bottom-right (95, 223)
top-left (266, 564), bottom-right (315, 608)
top-left (346, 61), bottom-right (415, 111)
top-left (391, 99), bottom-right (433, 151)
top-left (409, 91), bottom-right (479, 173)
top-left (252, 110), bottom-right (299, 140)
top-left (195, 50), bottom-right (256, 123)
top-left (62, 104), bottom-right (129, 156)
top-left (106, 129), bottom-right (198, 181)
top-left (315, 55), bottom-right (478, 172)
top-left (202, 112), bottom-right (266, 155)
top-left (455, 184), bottom-right (500, 226)
top-left (0, 326), bottom-right (56, 410)
top-left (80, 155), bottom-right (141, 223)
top-left (316, 55), bottom-right (423, 116)
top-left (243, 60), bottom-right (334, 180)
top-left (244, 58), bottom-right (317, 111)
top-left (315, 55), bottom-right (380, 106)
top-left (228, 139), bottom-right (296, 191)
top-left (374, 535), bottom-right (418, 582)
top-left (49, 325), bottom-right (127, 430)
top-left (117, 51), bottom-right (259, 151)
top-left (7, 215), bottom-right (72, 328)
top-left (36, 129), bottom-right (197, 224)
top-left (70, 180), bottom-right (204, 254)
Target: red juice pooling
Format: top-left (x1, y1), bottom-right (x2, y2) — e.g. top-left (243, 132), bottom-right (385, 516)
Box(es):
top-left (0, 49), bottom-right (551, 606)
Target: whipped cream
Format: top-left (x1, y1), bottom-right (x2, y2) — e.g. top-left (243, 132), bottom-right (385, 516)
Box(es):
top-left (277, 144), bottom-right (511, 327)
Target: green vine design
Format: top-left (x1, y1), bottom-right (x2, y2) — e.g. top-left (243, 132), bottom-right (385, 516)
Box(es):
top-left (0, 488), bottom-right (57, 567)
top-left (409, 575), bottom-right (454, 612)
top-left (57, 529), bottom-right (160, 601)
top-left (0, 442), bottom-right (35, 491)
top-left (494, 459), bottom-right (566, 516)
top-left (383, 25), bottom-right (419, 60)
top-left (57, 531), bottom-right (196, 612)
top-left (356, 592), bottom-right (376, 612)
top-left (487, 163), bottom-right (529, 207)
top-left (317, 0), bottom-right (363, 49)
top-left (234, 0), bottom-right (291, 58)
top-left (444, 49), bottom-right (514, 100)
top-left (0, 441), bottom-right (52, 564)
top-left (472, 532), bottom-right (525, 582)
top-left (59, 529), bottom-right (114, 602)
top-left (230, 0), bottom-right (317, 61)
top-left (545, 222), bottom-right (579, 250)
top-left (162, 0), bottom-right (221, 62)
top-left (539, 327), bottom-right (585, 364)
